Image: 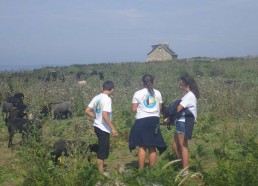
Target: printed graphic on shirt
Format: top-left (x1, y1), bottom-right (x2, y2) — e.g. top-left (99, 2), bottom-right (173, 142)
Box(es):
top-left (93, 100), bottom-right (102, 115)
top-left (143, 93), bottom-right (157, 108)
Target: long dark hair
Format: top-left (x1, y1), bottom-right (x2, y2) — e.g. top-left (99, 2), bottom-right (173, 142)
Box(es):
top-left (142, 74), bottom-right (155, 95)
top-left (180, 74), bottom-right (200, 99)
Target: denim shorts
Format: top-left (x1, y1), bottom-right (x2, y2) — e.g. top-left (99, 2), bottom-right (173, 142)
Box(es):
top-left (176, 121), bottom-right (186, 134)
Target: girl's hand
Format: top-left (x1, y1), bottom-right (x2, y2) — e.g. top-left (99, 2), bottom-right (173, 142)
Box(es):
top-left (164, 118), bottom-right (170, 123)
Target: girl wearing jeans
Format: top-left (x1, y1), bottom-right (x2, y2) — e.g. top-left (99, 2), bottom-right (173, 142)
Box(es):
top-left (165, 74), bottom-right (199, 176)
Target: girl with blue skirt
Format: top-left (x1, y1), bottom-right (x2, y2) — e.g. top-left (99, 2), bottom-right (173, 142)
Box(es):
top-left (129, 74), bottom-right (167, 169)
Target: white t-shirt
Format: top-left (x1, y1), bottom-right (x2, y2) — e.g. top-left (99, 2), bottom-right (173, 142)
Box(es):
top-left (177, 91), bottom-right (197, 122)
top-left (132, 88), bottom-right (163, 119)
top-left (88, 93), bottom-right (112, 133)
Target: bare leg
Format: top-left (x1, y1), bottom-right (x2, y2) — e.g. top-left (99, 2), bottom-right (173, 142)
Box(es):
top-left (172, 134), bottom-right (181, 159)
top-left (97, 159), bottom-right (104, 172)
top-left (148, 146), bottom-right (157, 167)
top-left (177, 133), bottom-right (189, 169)
top-left (138, 146), bottom-right (147, 169)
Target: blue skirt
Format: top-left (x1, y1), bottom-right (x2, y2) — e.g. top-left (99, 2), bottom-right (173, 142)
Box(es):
top-left (129, 116), bottom-right (167, 154)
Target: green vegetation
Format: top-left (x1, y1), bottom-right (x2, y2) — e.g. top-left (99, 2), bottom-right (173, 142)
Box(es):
top-left (0, 58), bottom-right (258, 185)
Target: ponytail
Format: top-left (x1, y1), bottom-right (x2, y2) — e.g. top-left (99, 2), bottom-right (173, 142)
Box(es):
top-left (142, 74), bottom-right (155, 95)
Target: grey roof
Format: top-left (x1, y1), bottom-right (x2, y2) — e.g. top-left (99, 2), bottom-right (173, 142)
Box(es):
top-left (147, 44), bottom-right (177, 56)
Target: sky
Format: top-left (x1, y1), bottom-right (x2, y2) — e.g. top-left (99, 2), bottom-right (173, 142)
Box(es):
top-left (0, 0), bottom-right (258, 70)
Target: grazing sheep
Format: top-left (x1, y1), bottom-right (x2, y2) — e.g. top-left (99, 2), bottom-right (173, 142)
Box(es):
top-left (6, 118), bottom-right (30, 148)
top-left (99, 72), bottom-right (104, 80)
top-left (5, 95), bottom-right (23, 107)
top-left (6, 103), bottom-right (28, 120)
top-left (51, 102), bottom-right (72, 120)
top-left (8, 107), bottom-right (20, 119)
top-left (1, 101), bottom-right (13, 120)
top-left (78, 80), bottom-right (87, 86)
top-left (15, 102), bottom-right (28, 118)
top-left (14, 92), bottom-right (24, 100)
top-left (40, 102), bottom-right (61, 117)
top-left (6, 117), bottom-right (43, 148)
top-left (40, 105), bottom-right (50, 117)
top-left (91, 69), bottom-right (98, 76)
top-left (76, 71), bottom-right (85, 80)
top-left (224, 80), bottom-right (237, 86)
top-left (50, 139), bottom-right (98, 163)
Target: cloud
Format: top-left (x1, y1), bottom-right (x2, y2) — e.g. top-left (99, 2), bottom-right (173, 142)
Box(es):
top-left (117, 9), bottom-right (143, 19)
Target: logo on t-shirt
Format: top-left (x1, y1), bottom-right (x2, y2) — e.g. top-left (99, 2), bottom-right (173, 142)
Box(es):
top-left (143, 93), bottom-right (157, 108)
top-left (93, 100), bottom-right (102, 115)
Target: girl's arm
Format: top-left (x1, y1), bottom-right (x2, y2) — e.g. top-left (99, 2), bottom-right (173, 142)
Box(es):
top-left (131, 103), bottom-right (138, 113)
top-left (159, 103), bottom-right (162, 111)
top-left (177, 104), bottom-right (184, 113)
top-left (165, 104), bottom-right (184, 123)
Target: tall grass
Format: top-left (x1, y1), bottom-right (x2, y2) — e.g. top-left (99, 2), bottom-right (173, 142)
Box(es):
top-left (0, 58), bottom-right (257, 185)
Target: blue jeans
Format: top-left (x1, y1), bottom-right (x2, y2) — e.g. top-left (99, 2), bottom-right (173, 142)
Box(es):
top-left (176, 121), bottom-right (186, 134)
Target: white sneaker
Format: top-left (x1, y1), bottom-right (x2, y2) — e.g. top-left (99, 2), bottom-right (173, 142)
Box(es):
top-left (180, 170), bottom-right (189, 177)
top-left (102, 171), bottom-right (110, 179)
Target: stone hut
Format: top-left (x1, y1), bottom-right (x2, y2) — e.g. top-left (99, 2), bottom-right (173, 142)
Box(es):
top-left (147, 43), bottom-right (178, 62)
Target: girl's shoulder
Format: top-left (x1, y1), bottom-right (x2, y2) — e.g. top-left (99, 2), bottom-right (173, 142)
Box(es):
top-left (153, 89), bottom-right (161, 95)
top-left (183, 91), bottom-right (196, 100)
top-left (134, 88), bottom-right (147, 95)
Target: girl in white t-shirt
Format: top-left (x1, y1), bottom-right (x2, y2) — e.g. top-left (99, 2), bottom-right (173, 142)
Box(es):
top-left (129, 74), bottom-right (167, 169)
top-left (165, 74), bottom-right (199, 176)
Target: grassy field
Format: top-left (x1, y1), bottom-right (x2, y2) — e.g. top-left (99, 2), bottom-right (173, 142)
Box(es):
top-left (0, 58), bottom-right (258, 185)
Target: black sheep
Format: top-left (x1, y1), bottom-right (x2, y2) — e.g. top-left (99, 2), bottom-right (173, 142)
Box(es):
top-left (1, 101), bottom-right (13, 120)
top-left (50, 139), bottom-right (98, 163)
top-left (6, 118), bottom-right (30, 148)
top-left (6, 117), bottom-right (43, 148)
top-left (40, 105), bottom-right (50, 117)
top-left (99, 72), bottom-right (104, 80)
top-left (14, 93), bottom-right (24, 100)
top-left (91, 69), bottom-right (98, 76)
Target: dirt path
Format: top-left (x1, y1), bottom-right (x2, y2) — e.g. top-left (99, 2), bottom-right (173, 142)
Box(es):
top-left (0, 139), bottom-right (21, 186)
top-left (106, 148), bottom-right (138, 170)
top-left (0, 141), bottom-right (16, 166)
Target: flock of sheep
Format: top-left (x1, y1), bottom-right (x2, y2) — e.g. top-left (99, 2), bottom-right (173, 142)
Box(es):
top-left (0, 90), bottom-right (98, 164)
